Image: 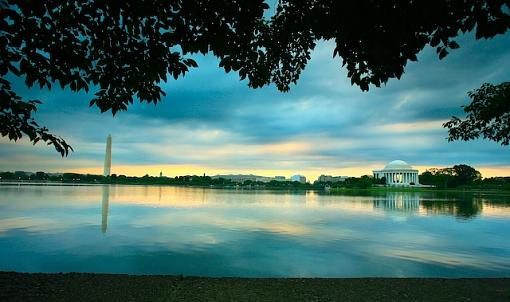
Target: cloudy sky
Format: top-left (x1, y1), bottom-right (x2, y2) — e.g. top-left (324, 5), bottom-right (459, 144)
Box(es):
top-left (1, 31), bottom-right (509, 181)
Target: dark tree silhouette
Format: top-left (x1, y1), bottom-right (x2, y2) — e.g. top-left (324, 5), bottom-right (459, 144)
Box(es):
top-left (1, 0), bottom-right (509, 155)
top-left (419, 164), bottom-right (482, 188)
top-left (452, 164), bottom-right (482, 185)
top-left (444, 82), bottom-right (510, 145)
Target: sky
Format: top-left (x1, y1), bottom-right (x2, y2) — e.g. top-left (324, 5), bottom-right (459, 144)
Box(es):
top-left (1, 31), bottom-right (509, 181)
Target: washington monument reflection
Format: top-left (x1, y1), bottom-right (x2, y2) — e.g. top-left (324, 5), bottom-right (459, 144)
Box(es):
top-left (101, 185), bottom-right (110, 233)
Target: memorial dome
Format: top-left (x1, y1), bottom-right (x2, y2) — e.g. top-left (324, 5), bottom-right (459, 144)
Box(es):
top-left (384, 160), bottom-right (413, 170)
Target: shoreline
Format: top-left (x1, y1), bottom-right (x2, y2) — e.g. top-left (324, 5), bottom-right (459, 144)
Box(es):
top-left (1, 181), bottom-right (509, 196)
top-left (1, 272), bottom-right (509, 302)
top-left (329, 186), bottom-right (510, 196)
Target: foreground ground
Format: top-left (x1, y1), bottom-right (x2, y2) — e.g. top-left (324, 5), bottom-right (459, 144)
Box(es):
top-left (1, 272), bottom-right (509, 302)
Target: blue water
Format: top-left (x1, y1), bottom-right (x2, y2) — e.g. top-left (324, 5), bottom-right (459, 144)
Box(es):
top-left (0, 185), bottom-right (509, 277)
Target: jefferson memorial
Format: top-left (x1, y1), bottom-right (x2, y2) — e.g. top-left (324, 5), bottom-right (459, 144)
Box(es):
top-left (373, 160), bottom-right (419, 186)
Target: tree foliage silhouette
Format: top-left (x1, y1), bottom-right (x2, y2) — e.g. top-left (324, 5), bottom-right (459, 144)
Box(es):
top-left (1, 0), bottom-right (509, 155)
top-left (444, 82), bottom-right (510, 145)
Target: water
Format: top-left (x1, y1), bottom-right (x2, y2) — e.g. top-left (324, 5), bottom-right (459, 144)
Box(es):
top-left (0, 185), bottom-right (509, 277)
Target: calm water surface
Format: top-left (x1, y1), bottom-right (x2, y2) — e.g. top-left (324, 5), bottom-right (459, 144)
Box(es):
top-left (0, 185), bottom-right (509, 277)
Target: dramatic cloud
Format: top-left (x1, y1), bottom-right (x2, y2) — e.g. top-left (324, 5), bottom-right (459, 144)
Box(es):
top-left (1, 32), bottom-right (510, 180)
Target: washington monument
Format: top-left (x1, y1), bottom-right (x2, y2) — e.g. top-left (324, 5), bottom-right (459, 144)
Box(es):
top-left (103, 134), bottom-right (112, 176)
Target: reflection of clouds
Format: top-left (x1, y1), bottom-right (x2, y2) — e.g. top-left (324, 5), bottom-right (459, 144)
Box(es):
top-left (1, 185), bottom-right (508, 220)
top-left (104, 186), bottom-right (383, 216)
top-left (482, 204), bottom-right (510, 218)
top-left (379, 247), bottom-right (510, 271)
top-left (0, 217), bottom-right (56, 234)
top-left (0, 185), bottom-right (510, 277)
top-left (0, 215), bottom-right (99, 235)
top-left (0, 185), bottom-right (105, 209)
top-left (389, 216), bottom-right (409, 223)
top-left (133, 213), bottom-right (312, 236)
top-left (1, 186), bottom-right (509, 240)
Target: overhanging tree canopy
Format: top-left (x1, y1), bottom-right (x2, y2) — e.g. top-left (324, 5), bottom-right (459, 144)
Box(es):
top-left (444, 81), bottom-right (510, 145)
top-left (1, 0), bottom-right (509, 155)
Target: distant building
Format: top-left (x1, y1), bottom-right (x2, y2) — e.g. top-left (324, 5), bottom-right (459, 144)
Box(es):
top-left (159, 171), bottom-right (163, 177)
top-left (274, 176), bottom-right (286, 182)
top-left (317, 175), bottom-right (348, 183)
top-left (290, 175), bottom-right (306, 184)
top-left (212, 174), bottom-right (261, 183)
top-left (373, 160), bottom-right (419, 186)
top-left (47, 172), bottom-right (63, 177)
top-left (255, 176), bottom-right (272, 182)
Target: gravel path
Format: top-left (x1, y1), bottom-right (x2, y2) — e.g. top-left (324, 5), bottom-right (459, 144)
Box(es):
top-left (1, 272), bottom-right (509, 301)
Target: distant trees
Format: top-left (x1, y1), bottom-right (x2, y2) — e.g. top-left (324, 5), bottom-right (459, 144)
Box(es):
top-left (62, 173), bottom-right (80, 181)
top-left (453, 164), bottom-right (483, 185)
top-left (478, 176), bottom-right (510, 190)
top-left (374, 176), bottom-right (387, 185)
top-left (0, 171), bottom-right (14, 180)
top-left (34, 171), bottom-right (46, 179)
top-left (419, 164), bottom-right (482, 188)
top-left (1, 168), bottom-right (508, 190)
top-left (323, 175), bottom-right (375, 189)
top-left (356, 175), bottom-right (375, 189)
top-left (0, 171), bottom-right (60, 181)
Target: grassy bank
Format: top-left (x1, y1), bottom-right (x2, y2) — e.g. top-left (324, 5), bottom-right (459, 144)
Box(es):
top-left (1, 272), bottom-right (509, 302)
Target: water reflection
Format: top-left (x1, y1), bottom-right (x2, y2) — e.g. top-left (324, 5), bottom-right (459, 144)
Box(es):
top-left (373, 193), bottom-right (420, 213)
top-left (101, 185), bottom-right (110, 234)
top-left (421, 198), bottom-right (483, 219)
top-left (366, 192), bottom-right (509, 219)
top-left (0, 185), bottom-right (509, 277)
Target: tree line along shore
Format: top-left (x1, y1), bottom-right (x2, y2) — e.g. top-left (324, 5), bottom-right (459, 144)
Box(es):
top-left (1, 164), bottom-right (509, 192)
